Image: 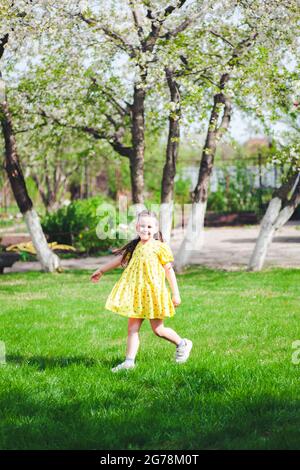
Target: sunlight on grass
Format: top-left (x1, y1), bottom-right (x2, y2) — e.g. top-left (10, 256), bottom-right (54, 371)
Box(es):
top-left (0, 267), bottom-right (300, 449)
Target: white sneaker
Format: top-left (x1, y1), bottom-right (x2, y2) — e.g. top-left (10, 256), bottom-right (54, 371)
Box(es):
top-left (175, 339), bottom-right (193, 364)
top-left (111, 360), bottom-right (135, 373)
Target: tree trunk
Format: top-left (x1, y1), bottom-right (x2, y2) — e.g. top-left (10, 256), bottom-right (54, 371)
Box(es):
top-left (192, 75), bottom-right (231, 204)
top-left (31, 173), bottom-right (50, 211)
top-left (161, 67), bottom-right (181, 204)
top-left (174, 74), bottom-right (232, 272)
top-left (83, 158), bottom-right (89, 199)
top-left (175, 200), bottom-right (207, 271)
top-left (160, 68), bottom-right (181, 243)
top-left (130, 84), bottom-right (145, 204)
top-left (1, 101), bottom-right (33, 214)
top-left (0, 96), bottom-right (61, 272)
top-left (248, 173), bottom-right (300, 271)
top-left (24, 208), bottom-right (61, 271)
top-left (159, 201), bottom-right (174, 244)
top-left (32, 160), bottom-right (75, 211)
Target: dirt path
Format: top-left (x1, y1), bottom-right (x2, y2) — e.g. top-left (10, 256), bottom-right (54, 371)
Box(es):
top-left (171, 222), bottom-right (300, 270)
top-left (3, 222), bottom-right (299, 273)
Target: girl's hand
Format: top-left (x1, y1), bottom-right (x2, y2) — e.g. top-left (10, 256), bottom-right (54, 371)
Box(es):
top-left (172, 295), bottom-right (181, 307)
top-left (90, 269), bottom-right (103, 283)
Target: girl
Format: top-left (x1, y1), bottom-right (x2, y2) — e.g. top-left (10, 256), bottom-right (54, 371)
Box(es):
top-left (90, 209), bottom-right (192, 372)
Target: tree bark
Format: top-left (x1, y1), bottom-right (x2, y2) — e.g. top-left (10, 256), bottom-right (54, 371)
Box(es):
top-left (173, 31), bottom-right (258, 272)
top-left (0, 97), bottom-right (61, 272)
top-left (160, 68), bottom-right (181, 243)
top-left (161, 67), bottom-right (181, 204)
top-left (175, 200), bottom-right (207, 268)
top-left (174, 74), bottom-right (232, 272)
top-left (1, 33), bottom-right (60, 271)
top-left (31, 154), bottom-right (56, 210)
top-left (248, 172), bottom-right (300, 271)
top-left (1, 101), bottom-right (33, 213)
top-left (159, 202), bottom-right (174, 244)
top-left (24, 208), bottom-right (61, 271)
top-left (192, 74), bottom-right (231, 204)
top-left (83, 158), bottom-right (89, 199)
top-left (130, 84), bottom-right (146, 204)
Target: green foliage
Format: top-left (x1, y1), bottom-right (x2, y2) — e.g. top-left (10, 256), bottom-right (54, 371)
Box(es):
top-left (208, 163), bottom-right (274, 214)
top-left (18, 251), bottom-right (36, 262)
top-left (106, 159), bottom-right (131, 200)
top-left (174, 177), bottom-right (192, 205)
top-left (41, 197), bottom-right (124, 254)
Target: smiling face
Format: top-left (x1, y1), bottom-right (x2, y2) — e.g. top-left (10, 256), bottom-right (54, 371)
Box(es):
top-left (136, 215), bottom-right (158, 241)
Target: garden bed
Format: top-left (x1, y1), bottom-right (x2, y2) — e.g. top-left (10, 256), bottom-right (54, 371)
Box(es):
top-left (204, 211), bottom-right (259, 226)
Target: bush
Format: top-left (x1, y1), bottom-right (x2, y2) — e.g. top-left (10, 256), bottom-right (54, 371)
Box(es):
top-left (175, 177), bottom-right (192, 205)
top-left (41, 197), bottom-right (125, 255)
top-left (207, 163), bottom-right (274, 215)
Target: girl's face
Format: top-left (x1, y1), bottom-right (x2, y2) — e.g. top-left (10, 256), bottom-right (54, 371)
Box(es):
top-left (136, 216), bottom-right (158, 241)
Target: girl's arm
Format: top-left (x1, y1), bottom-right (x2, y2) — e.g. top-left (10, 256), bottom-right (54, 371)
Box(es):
top-left (90, 255), bottom-right (124, 283)
top-left (163, 263), bottom-right (181, 306)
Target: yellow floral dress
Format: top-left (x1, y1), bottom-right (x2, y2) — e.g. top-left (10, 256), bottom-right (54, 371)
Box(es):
top-left (105, 239), bottom-right (175, 319)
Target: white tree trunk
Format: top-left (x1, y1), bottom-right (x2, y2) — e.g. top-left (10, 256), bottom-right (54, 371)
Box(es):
top-left (159, 201), bottom-right (174, 244)
top-left (24, 208), bottom-right (61, 272)
top-left (248, 196), bottom-right (295, 271)
top-left (174, 201), bottom-right (207, 272)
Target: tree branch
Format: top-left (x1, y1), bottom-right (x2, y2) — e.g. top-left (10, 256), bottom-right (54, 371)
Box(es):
top-left (216, 96), bottom-right (232, 139)
top-left (275, 170), bottom-right (299, 201)
top-left (104, 113), bottom-right (119, 129)
top-left (159, 17), bottom-right (194, 39)
top-left (78, 12), bottom-right (137, 57)
top-left (129, 0), bottom-right (145, 43)
top-left (288, 173), bottom-right (300, 209)
top-left (25, 101), bottom-right (133, 160)
top-left (209, 30), bottom-right (234, 48)
top-left (14, 121), bottom-right (48, 134)
top-left (93, 80), bottom-right (132, 117)
top-left (142, 0), bottom-right (190, 52)
top-left (67, 123), bottom-right (133, 159)
top-left (0, 34), bottom-right (9, 60)
top-left (228, 32), bottom-right (259, 67)
top-left (162, 0), bottom-right (188, 19)
top-left (195, 74), bottom-right (218, 87)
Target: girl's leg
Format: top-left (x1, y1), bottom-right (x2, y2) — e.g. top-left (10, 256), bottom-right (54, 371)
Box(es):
top-left (150, 319), bottom-right (193, 364)
top-left (150, 319), bottom-right (182, 346)
top-left (111, 318), bottom-right (144, 372)
top-left (126, 317), bottom-right (144, 360)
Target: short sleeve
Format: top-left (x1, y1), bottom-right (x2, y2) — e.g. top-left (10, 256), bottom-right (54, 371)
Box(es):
top-left (157, 242), bottom-right (174, 266)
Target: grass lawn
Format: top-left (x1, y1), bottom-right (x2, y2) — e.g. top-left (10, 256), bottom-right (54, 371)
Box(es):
top-left (0, 267), bottom-right (300, 450)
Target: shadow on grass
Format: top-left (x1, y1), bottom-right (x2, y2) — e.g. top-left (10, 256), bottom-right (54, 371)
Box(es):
top-left (6, 354), bottom-right (129, 371)
top-left (1, 359), bottom-right (300, 449)
top-left (0, 381), bottom-right (300, 450)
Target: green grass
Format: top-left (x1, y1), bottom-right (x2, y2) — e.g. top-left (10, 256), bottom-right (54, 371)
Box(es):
top-left (0, 267), bottom-right (300, 450)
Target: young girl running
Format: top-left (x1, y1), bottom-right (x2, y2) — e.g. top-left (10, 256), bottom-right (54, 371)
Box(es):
top-left (90, 209), bottom-right (192, 372)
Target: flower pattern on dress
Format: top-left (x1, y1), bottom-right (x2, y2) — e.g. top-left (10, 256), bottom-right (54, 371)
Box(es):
top-left (105, 239), bottom-right (175, 319)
